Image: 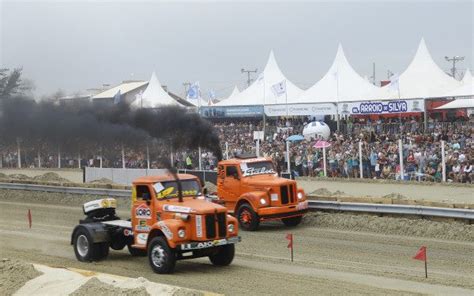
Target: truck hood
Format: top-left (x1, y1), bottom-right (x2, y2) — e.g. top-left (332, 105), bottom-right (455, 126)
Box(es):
top-left (160, 197), bottom-right (226, 215)
top-left (241, 174), bottom-right (295, 188)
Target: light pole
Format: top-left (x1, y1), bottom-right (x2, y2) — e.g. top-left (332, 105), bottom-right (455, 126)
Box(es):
top-left (183, 82), bottom-right (191, 97)
top-left (445, 56), bottom-right (464, 79)
top-left (241, 68), bottom-right (258, 87)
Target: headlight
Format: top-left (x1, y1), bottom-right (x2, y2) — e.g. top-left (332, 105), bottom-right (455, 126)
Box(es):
top-left (260, 198), bottom-right (266, 205)
top-left (178, 229), bottom-right (186, 238)
top-left (297, 192), bottom-right (304, 200)
top-left (227, 224), bottom-right (234, 233)
top-left (270, 193), bottom-right (279, 201)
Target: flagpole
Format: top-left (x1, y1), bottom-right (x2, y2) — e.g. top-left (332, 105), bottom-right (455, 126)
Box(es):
top-left (425, 257), bottom-right (428, 278)
top-left (285, 80), bottom-right (288, 117)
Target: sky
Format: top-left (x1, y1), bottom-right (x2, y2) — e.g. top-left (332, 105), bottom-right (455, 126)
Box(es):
top-left (1, 0), bottom-right (473, 99)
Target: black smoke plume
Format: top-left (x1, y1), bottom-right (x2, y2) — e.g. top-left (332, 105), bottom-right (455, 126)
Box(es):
top-left (0, 96), bottom-right (222, 163)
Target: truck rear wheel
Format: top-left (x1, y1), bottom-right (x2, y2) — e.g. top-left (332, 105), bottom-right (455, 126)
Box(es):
top-left (282, 216), bottom-right (302, 227)
top-left (73, 228), bottom-right (109, 262)
top-left (237, 204), bottom-right (260, 231)
top-left (148, 236), bottom-right (176, 274)
top-left (209, 244), bottom-right (235, 266)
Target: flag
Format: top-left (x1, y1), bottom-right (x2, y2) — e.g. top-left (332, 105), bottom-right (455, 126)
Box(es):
top-left (186, 82), bottom-right (200, 100)
top-left (272, 80), bottom-right (287, 96)
top-left (27, 209), bottom-right (32, 228)
top-left (413, 246), bottom-right (427, 261)
top-left (286, 233), bottom-right (293, 248)
top-left (113, 90), bottom-right (121, 104)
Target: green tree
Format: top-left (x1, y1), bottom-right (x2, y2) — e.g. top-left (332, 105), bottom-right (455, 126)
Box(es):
top-left (0, 68), bottom-right (24, 98)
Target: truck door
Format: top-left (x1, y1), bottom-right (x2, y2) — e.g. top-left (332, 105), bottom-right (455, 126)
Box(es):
top-left (132, 184), bottom-right (154, 246)
top-left (221, 165), bottom-right (241, 211)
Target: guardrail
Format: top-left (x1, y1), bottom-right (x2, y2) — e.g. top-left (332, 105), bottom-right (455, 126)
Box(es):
top-left (0, 182), bottom-right (472, 220)
top-left (308, 200), bottom-right (474, 220)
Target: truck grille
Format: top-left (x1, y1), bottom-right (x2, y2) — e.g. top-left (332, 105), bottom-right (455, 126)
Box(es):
top-left (280, 185), bottom-right (289, 204)
top-left (280, 185), bottom-right (296, 205)
top-left (205, 213), bottom-right (227, 239)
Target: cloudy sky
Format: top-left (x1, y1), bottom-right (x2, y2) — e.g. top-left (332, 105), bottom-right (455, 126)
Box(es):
top-left (1, 0), bottom-right (472, 98)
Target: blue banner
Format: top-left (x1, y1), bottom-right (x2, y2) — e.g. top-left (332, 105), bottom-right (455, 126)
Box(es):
top-left (200, 106), bottom-right (264, 118)
top-left (338, 99), bottom-right (425, 115)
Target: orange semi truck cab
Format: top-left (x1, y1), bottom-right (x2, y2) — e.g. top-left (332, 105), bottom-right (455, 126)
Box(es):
top-left (71, 173), bottom-right (240, 274)
top-left (217, 156), bottom-right (309, 231)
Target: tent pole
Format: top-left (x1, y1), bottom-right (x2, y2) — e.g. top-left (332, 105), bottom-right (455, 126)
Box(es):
top-left (286, 140), bottom-right (290, 174)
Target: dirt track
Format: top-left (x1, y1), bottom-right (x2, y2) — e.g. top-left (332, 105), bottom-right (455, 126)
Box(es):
top-left (0, 190), bottom-right (473, 295)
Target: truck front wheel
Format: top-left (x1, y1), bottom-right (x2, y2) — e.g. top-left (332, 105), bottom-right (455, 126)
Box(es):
top-left (73, 228), bottom-right (109, 262)
top-left (148, 236), bottom-right (176, 274)
top-left (237, 204), bottom-right (260, 231)
top-left (209, 244), bottom-right (235, 266)
top-left (282, 216), bottom-right (303, 227)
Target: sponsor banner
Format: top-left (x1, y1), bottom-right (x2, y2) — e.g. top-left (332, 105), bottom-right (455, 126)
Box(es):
top-left (135, 204), bottom-right (151, 219)
top-left (338, 99), bottom-right (425, 115)
top-left (264, 103), bottom-right (337, 117)
top-left (135, 220), bottom-right (150, 232)
top-left (157, 221), bottom-right (173, 239)
top-left (163, 204), bottom-right (192, 213)
top-left (200, 106), bottom-right (264, 118)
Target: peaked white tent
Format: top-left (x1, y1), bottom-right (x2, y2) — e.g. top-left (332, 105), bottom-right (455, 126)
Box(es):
top-left (367, 38), bottom-right (461, 100)
top-left (214, 86), bottom-right (240, 105)
top-left (461, 69), bottom-right (472, 84)
top-left (131, 72), bottom-right (182, 108)
top-left (216, 51), bottom-right (303, 106)
top-left (441, 77), bottom-right (474, 98)
top-left (298, 44), bottom-right (380, 103)
top-left (435, 98), bottom-right (474, 110)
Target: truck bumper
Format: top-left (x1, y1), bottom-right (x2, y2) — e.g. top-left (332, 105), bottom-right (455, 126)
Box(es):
top-left (257, 201), bottom-right (309, 220)
top-left (179, 236), bottom-right (241, 251)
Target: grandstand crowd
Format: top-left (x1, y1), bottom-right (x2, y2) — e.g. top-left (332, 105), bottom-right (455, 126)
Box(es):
top-left (1, 116), bottom-right (472, 183)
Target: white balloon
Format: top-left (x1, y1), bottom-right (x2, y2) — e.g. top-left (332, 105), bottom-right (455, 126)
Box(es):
top-left (302, 121), bottom-right (331, 140)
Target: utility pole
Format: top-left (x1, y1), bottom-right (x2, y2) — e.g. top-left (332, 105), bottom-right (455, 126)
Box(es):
top-left (445, 56), bottom-right (464, 79)
top-left (183, 82), bottom-right (191, 96)
top-left (369, 62), bottom-right (376, 85)
top-left (241, 68), bottom-right (258, 87)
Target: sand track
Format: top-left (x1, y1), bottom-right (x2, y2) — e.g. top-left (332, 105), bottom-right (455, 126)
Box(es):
top-left (0, 192), bottom-right (473, 295)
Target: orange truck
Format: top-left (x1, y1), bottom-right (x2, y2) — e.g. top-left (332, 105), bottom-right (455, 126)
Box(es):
top-left (71, 173), bottom-right (240, 274)
top-left (216, 156), bottom-right (309, 231)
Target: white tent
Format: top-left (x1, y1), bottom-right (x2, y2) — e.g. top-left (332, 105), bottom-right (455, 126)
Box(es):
top-left (131, 72), bottom-right (182, 108)
top-left (214, 86), bottom-right (240, 105)
top-left (216, 51), bottom-right (303, 106)
top-left (366, 38), bottom-right (461, 100)
top-left (436, 98), bottom-right (474, 110)
top-left (461, 69), bottom-right (472, 84)
top-left (441, 77), bottom-right (474, 98)
top-left (298, 44), bottom-right (380, 103)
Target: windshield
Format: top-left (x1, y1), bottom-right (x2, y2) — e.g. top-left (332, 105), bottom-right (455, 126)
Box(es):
top-left (240, 161), bottom-right (275, 177)
top-left (153, 180), bottom-right (201, 199)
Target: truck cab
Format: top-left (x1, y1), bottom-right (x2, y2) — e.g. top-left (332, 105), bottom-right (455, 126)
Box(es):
top-left (72, 173), bottom-right (240, 274)
top-left (217, 156), bottom-right (308, 231)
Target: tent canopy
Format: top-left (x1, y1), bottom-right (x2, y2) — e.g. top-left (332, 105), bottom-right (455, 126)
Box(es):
top-left (436, 98), bottom-right (474, 109)
top-left (442, 77), bottom-right (474, 98)
top-left (298, 44), bottom-right (379, 103)
top-left (366, 38), bottom-right (461, 100)
top-left (131, 72), bottom-right (183, 108)
top-left (216, 51), bottom-right (303, 106)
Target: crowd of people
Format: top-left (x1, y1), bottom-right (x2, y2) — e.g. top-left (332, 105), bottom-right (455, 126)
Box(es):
top-left (1, 115), bottom-right (472, 183)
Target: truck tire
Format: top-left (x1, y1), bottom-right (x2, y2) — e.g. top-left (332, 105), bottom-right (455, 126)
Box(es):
top-left (73, 228), bottom-right (109, 262)
top-left (148, 236), bottom-right (176, 274)
top-left (282, 216), bottom-right (302, 227)
top-left (237, 204), bottom-right (260, 231)
top-left (128, 244), bottom-right (147, 256)
top-left (209, 244), bottom-right (235, 266)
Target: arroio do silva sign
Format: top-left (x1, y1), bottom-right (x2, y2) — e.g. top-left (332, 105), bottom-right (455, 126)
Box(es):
top-left (338, 99), bottom-right (425, 115)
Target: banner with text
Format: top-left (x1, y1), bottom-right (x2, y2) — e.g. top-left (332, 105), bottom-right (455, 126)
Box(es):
top-left (338, 99), bottom-right (425, 115)
top-left (265, 103), bottom-right (337, 117)
top-left (200, 106), bottom-right (264, 118)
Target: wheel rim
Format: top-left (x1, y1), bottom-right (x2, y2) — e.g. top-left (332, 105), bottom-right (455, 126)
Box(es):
top-left (151, 244), bottom-right (166, 268)
top-left (239, 209), bottom-right (252, 225)
top-left (77, 234), bottom-right (89, 257)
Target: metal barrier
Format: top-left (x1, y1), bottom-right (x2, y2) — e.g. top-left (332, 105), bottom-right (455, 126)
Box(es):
top-left (0, 182), bottom-right (472, 220)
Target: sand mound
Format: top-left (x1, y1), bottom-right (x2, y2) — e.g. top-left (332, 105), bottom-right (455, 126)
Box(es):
top-left (383, 193), bottom-right (409, 200)
top-left (172, 288), bottom-right (204, 296)
top-left (7, 174), bottom-right (31, 180)
top-left (303, 212), bottom-right (474, 241)
top-left (0, 258), bottom-right (42, 296)
top-left (33, 172), bottom-right (70, 183)
top-left (71, 277), bottom-right (149, 296)
top-left (310, 188), bottom-right (346, 197)
top-left (89, 178), bottom-right (114, 184)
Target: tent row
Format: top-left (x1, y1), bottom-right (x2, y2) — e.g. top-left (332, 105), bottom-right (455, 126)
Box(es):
top-left (216, 38), bottom-right (473, 113)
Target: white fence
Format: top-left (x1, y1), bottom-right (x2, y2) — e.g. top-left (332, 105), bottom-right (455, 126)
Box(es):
top-left (84, 167), bottom-right (167, 185)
